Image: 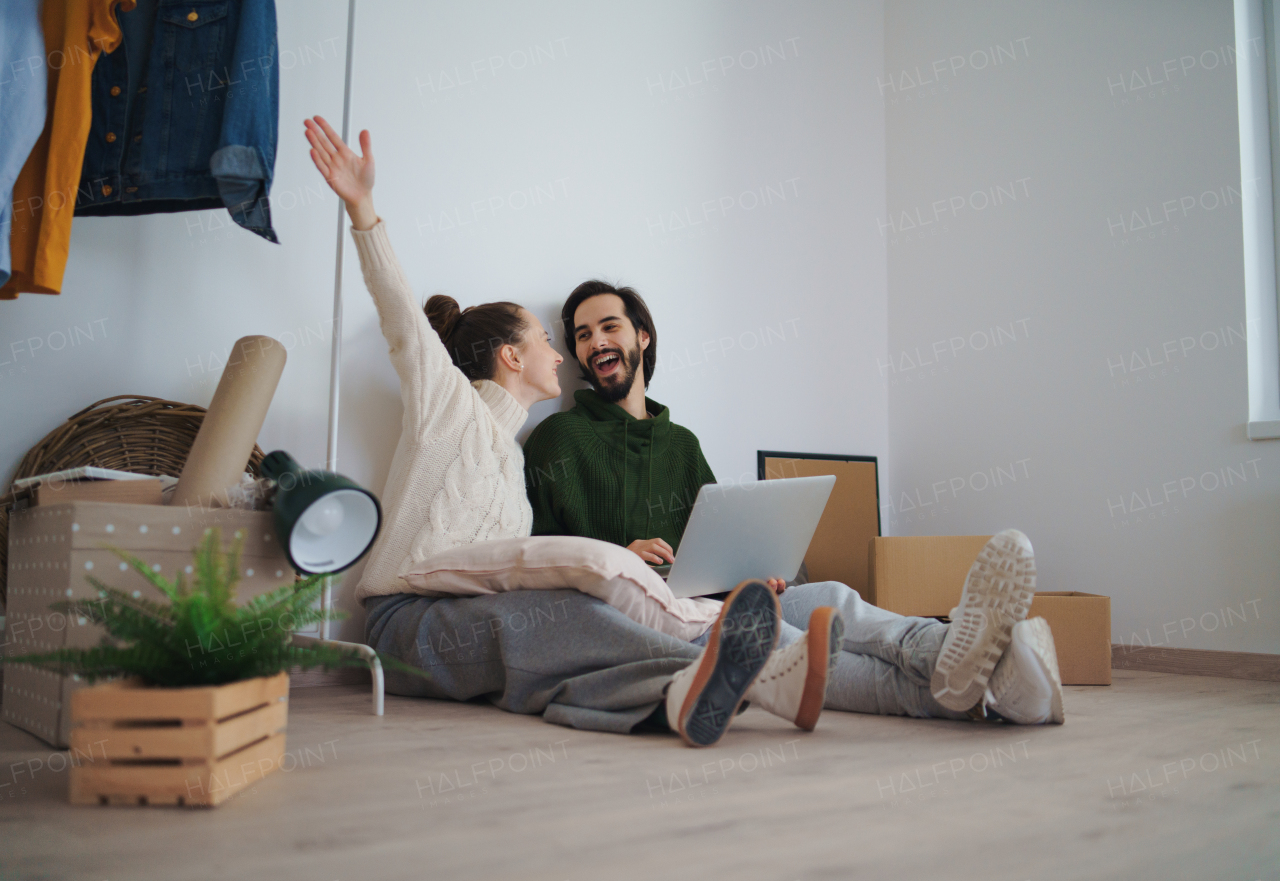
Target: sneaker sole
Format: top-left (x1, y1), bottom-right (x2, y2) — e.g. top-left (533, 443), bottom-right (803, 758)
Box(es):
top-left (677, 581), bottom-right (780, 747)
top-left (931, 529), bottom-right (1036, 711)
top-left (795, 607), bottom-right (844, 731)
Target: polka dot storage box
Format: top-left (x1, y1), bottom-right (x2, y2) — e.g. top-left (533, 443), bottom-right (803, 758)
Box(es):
top-left (3, 501), bottom-right (292, 747)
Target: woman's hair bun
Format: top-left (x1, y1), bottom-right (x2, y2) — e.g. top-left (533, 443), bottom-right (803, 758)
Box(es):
top-left (423, 294), bottom-right (526, 381)
top-left (425, 294), bottom-right (462, 344)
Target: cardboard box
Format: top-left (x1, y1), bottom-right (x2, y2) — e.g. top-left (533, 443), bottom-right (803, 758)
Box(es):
top-left (3, 501), bottom-right (295, 747)
top-left (1026, 592), bottom-right (1112, 685)
top-left (759, 453), bottom-right (879, 596)
top-left (867, 535), bottom-right (991, 615)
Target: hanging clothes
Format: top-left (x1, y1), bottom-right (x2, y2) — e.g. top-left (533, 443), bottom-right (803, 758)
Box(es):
top-left (0, 1), bottom-right (49, 288)
top-left (73, 0), bottom-right (280, 244)
top-left (1, 0), bottom-right (135, 300)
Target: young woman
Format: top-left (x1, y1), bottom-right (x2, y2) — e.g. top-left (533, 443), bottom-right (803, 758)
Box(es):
top-left (304, 116), bottom-right (563, 595)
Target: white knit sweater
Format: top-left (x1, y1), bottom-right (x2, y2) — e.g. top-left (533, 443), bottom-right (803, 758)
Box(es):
top-left (349, 219), bottom-right (533, 603)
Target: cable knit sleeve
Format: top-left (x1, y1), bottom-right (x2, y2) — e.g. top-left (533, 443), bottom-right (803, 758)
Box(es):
top-left (348, 218), bottom-right (468, 436)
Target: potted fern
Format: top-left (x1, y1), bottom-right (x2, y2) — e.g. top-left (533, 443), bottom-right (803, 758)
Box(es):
top-left (2, 527), bottom-right (423, 807)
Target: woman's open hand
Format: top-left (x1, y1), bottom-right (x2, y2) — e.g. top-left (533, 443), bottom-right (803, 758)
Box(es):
top-left (305, 115), bottom-right (377, 229)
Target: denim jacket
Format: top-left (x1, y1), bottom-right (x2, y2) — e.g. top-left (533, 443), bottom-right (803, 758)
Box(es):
top-left (75, 0), bottom-right (279, 243)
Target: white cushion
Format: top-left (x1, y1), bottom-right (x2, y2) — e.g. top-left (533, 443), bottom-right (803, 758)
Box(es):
top-left (398, 535), bottom-right (720, 641)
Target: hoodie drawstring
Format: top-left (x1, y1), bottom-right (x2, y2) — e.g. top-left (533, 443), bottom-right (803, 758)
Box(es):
top-left (645, 440), bottom-right (654, 539)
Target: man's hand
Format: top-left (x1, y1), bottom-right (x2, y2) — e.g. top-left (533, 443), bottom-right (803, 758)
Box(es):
top-left (628, 538), bottom-right (675, 565)
top-left (765, 578), bottom-right (787, 595)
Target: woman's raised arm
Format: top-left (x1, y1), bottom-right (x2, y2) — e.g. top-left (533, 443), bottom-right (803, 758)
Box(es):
top-left (304, 116), bottom-right (468, 437)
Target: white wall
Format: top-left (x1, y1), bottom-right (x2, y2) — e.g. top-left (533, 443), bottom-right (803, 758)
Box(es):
top-left (883, 0), bottom-right (1280, 653)
top-left (1, 2), bottom-right (888, 644)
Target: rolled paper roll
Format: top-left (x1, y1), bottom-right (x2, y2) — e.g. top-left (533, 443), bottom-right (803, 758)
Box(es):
top-left (169, 335), bottom-right (287, 508)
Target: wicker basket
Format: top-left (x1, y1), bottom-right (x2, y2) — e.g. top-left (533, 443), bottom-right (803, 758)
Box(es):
top-left (0, 395), bottom-right (265, 606)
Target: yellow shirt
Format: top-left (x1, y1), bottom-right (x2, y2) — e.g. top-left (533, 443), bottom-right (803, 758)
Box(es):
top-left (1, 0), bottom-right (135, 300)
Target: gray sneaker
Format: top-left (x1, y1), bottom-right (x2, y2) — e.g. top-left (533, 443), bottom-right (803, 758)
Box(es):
top-left (985, 617), bottom-right (1065, 724)
top-left (930, 529), bottom-right (1036, 711)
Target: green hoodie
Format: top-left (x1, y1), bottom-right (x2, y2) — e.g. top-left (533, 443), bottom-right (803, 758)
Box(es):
top-left (523, 389), bottom-right (716, 552)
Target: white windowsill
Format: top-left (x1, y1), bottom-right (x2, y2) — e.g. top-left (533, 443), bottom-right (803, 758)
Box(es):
top-left (1238, 0), bottom-right (1280, 439)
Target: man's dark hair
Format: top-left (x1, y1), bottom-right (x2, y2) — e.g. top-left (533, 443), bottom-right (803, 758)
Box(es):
top-left (561, 280), bottom-right (657, 387)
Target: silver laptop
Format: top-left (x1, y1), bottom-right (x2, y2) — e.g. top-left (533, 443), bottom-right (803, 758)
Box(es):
top-left (662, 475), bottom-right (836, 599)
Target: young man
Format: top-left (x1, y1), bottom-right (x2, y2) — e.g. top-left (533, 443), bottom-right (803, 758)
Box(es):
top-left (522, 281), bottom-right (1065, 729)
top-left (523, 280), bottom-right (710, 565)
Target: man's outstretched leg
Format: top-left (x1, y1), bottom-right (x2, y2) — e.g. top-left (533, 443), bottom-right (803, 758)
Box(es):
top-left (778, 583), bottom-right (966, 719)
top-left (778, 529), bottom-right (1062, 724)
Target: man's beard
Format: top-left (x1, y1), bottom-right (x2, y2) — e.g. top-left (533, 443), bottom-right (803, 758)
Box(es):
top-left (584, 342), bottom-right (644, 403)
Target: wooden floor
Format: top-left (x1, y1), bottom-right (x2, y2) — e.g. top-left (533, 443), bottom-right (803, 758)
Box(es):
top-left (1, 670), bottom-right (1276, 881)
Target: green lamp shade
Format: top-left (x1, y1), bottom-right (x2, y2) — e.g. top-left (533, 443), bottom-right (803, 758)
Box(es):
top-left (260, 450), bottom-right (382, 574)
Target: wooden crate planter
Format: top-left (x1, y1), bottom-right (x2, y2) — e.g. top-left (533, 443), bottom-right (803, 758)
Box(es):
top-left (69, 672), bottom-right (289, 807)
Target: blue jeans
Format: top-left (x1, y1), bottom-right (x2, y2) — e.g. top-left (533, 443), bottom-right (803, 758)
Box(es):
top-left (775, 582), bottom-right (967, 720)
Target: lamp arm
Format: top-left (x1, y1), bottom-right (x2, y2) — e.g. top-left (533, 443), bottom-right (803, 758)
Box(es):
top-left (290, 634), bottom-right (384, 716)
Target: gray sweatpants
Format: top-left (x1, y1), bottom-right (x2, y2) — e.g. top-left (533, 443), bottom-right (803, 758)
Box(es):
top-left (364, 581), bottom-right (967, 735)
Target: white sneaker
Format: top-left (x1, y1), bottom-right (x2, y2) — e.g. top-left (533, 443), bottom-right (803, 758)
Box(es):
top-left (930, 529), bottom-right (1036, 711)
top-left (745, 606), bottom-right (844, 731)
top-left (666, 580), bottom-right (780, 747)
top-left (984, 617), bottom-right (1064, 724)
